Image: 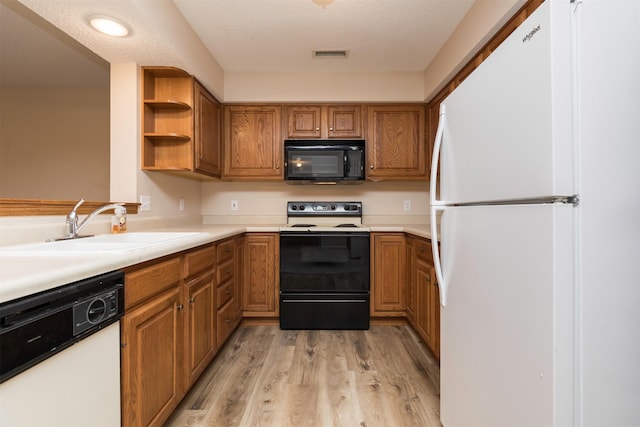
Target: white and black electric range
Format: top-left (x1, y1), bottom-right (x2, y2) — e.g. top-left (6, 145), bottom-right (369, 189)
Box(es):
top-left (279, 201), bottom-right (370, 330)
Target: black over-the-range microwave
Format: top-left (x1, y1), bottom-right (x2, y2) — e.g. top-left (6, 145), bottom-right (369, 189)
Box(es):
top-left (284, 139), bottom-right (365, 184)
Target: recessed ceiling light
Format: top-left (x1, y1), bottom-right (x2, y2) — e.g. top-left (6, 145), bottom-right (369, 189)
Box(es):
top-left (312, 0), bottom-right (335, 7)
top-left (88, 15), bottom-right (130, 37)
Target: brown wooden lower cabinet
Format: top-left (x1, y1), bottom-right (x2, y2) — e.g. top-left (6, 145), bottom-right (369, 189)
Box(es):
top-left (121, 240), bottom-right (236, 427)
top-left (184, 269), bottom-right (216, 388)
top-left (215, 236), bottom-right (243, 345)
top-left (371, 233), bottom-right (406, 316)
top-left (406, 236), bottom-right (440, 360)
top-left (121, 285), bottom-right (184, 427)
top-left (243, 233), bottom-right (279, 317)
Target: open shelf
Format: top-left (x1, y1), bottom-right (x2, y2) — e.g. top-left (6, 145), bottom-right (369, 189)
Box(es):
top-left (144, 100), bottom-right (192, 110)
top-left (144, 133), bottom-right (191, 142)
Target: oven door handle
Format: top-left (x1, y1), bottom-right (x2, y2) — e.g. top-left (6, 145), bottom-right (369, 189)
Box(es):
top-left (282, 299), bottom-right (368, 303)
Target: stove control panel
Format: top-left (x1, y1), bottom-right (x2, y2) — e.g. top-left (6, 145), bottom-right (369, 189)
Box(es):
top-left (287, 201), bottom-right (362, 217)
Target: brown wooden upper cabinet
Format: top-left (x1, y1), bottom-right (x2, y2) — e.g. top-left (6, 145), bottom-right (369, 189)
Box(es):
top-left (223, 105), bottom-right (283, 180)
top-left (193, 81), bottom-right (222, 177)
top-left (366, 104), bottom-right (427, 181)
top-left (284, 104), bottom-right (363, 139)
top-left (141, 66), bottom-right (222, 179)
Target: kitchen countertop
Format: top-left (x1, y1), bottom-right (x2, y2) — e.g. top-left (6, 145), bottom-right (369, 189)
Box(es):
top-left (0, 223), bottom-right (434, 304)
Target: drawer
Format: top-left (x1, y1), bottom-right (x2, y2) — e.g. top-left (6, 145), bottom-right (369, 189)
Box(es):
top-left (125, 256), bottom-right (182, 310)
top-left (184, 245), bottom-right (216, 279)
top-left (217, 280), bottom-right (233, 308)
top-left (217, 258), bottom-right (234, 285)
top-left (415, 239), bottom-right (434, 263)
top-left (217, 239), bottom-right (235, 264)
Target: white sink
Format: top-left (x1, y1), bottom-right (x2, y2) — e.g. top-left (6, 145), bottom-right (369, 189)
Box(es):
top-left (81, 232), bottom-right (203, 244)
top-left (0, 232), bottom-right (206, 256)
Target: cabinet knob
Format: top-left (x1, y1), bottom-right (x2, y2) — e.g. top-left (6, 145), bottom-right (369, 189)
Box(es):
top-left (329, 127), bottom-right (334, 131)
top-left (369, 165), bottom-right (374, 170)
top-left (189, 298), bottom-right (195, 305)
top-left (419, 247), bottom-right (425, 252)
top-left (226, 319), bottom-right (231, 324)
top-left (276, 165), bottom-right (280, 169)
top-left (177, 304), bottom-right (184, 311)
top-left (315, 127), bottom-right (320, 131)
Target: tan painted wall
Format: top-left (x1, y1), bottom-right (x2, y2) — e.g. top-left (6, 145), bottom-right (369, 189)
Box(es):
top-left (201, 181), bottom-right (429, 225)
top-left (423, 0), bottom-right (526, 101)
top-left (223, 71), bottom-right (425, 102)
top-left (0, 87), bottom-right (109, 200)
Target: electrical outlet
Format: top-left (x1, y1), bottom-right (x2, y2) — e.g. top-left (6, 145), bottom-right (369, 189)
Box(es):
top-left (140, 195), bottom-right (151, 211)
top-left (231, 200), bottom-right (239, 211)
top-left (179, 198), bottom-right (185, 212)
top-left (403, 200), bottom-right (412, 211)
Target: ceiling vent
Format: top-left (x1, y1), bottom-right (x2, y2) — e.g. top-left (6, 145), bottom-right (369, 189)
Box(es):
top-left (313, 49), bottom-right (349, 59)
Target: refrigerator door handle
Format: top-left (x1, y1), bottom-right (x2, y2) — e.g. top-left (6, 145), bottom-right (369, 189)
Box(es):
top-left (430, 205), bottom-right (448, 307)
top-left (429, 103), bottom-right (446, 206)
top-left (430, 103), bottom-right (448, 307)
top-left (450, 195), bottom-right (579, 207)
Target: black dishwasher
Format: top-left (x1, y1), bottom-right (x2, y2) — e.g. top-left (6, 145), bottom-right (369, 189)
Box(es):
top-left (0, 270), bottom-right (124, 383)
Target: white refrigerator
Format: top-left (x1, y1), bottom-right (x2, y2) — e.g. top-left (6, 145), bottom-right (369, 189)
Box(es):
top-left (429, 1), bottom-right (640, 426)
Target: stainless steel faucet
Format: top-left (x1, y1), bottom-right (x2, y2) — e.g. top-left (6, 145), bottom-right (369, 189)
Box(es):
top-left (62, 198), bottom-right (126, 239)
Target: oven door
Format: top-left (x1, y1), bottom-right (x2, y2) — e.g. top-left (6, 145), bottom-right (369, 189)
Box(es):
top-left (280, 232), bottom-right (370, 293)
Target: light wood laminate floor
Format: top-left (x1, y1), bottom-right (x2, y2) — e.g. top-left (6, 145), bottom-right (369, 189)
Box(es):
top-left (166, 325), bottom-right (441, 427)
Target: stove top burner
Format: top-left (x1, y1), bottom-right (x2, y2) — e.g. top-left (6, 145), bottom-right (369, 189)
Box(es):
top-left (291, 224), bottom-right (316, 228)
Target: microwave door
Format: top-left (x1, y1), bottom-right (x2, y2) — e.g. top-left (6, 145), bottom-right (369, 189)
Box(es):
top-left (286, 149), bottom-right (344, 180)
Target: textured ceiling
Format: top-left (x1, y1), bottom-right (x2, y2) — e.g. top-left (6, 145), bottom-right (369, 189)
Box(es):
top-left (4, 0), bottom-right (474, 81)
top-left (174, 0), bottom-right (475, 72)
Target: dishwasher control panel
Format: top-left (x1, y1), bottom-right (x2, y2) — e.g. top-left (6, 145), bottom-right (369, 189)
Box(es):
top-left (72, 287), bottom-right (121, 336)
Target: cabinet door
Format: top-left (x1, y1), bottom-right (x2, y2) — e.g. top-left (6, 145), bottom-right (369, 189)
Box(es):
top-left (121, 287), bottom-right (183, 427)
top-left (371, 233), bottom-right (406, 315)
top-left (243, 233), bottom-right (279, 316)
top-left (366, 105), bottom-right (427, 180)
top-left (327, 105), bottom-right (363, 138)
top-left (428, 266), bottom-right (440, 360)
top-left (194, 80), bottom-right (221, 177)
top-left (405, 237), bottom-right (417, 323)
top-left (286, 105), bottom-right (322, 138)
top-left (184, 270), bottom-right (216, 388)
top-left (223, 105), bottom-right (283, 179)
top-left (416, 259), bottom-right (434, 348)
top-left (233, 237), bottom-right (245, 320)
